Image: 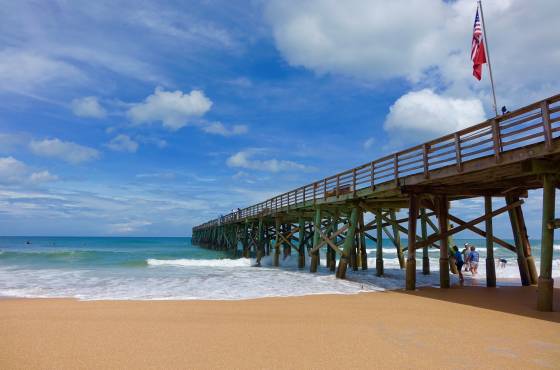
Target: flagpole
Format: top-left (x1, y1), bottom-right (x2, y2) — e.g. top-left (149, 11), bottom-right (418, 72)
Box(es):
top-left (477, 0), bottom-right (498, 116)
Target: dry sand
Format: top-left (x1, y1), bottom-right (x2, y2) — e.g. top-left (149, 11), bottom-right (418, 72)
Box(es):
top-left (1, 285), bottom-right (559, 369)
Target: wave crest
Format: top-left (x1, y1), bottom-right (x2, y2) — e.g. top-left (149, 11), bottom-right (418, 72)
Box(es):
top-left (146, 258), bottom-right (252, 267)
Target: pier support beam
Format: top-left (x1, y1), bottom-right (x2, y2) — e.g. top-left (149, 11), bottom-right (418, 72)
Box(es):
top-left (437, 196), bottom-right (450, 288)
top-left (485, 196), bottom-right (496, 287)
top-left (273, 218), bottom-right (281, 267)
top-left (506, 195), bottom-right (531, 286)
top-left (329, 215), bottom-right (338, 272)
top-left (406, 194), bottom-right (418, 290)
top-left (514, 203), bottom-right (538, 284)
top-left (390, 210), bottom-right (405, 269)
top-left (538, 174), bottom-right (556, 311)
top-left (298, 216), bottom-right (306, 268)
top-left (337, 207), bottom-right (358, 279)
top-left (256, 219), bottom-right (264, 266)
top-left (310, 208), bottom-right (321, 273)
top-left (420, 208), bottom-right (430, 275)
top-left (375, 209), bottom-right (384, 276)
top-left (359, 211), bottom-right (368, 270)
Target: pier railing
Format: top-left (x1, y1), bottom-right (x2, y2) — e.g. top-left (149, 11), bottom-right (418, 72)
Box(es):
top-left (194, 94), bottom-right (560, 230)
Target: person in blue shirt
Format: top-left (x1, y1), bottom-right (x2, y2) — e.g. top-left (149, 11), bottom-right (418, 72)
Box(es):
top-left (452, 246), bottom-right (464, 283)
top-left (468, 246), bottom-right (480, 275)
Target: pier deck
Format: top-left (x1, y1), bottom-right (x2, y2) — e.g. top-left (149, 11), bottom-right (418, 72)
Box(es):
top-left (193, 94), bottom-right (560, 311)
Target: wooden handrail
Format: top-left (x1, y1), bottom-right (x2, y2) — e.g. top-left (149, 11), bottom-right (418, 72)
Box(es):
top-left (193, 93), bottom-right (559, 230)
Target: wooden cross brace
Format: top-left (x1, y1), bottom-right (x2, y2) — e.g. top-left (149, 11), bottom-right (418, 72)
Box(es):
top-left (309, 224), bottom-right (348, 254)
top-left (414, 199), bottom-right (524, 250)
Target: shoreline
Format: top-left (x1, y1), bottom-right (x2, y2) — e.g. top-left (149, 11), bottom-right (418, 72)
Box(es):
top-left (1, 286), bottom-right (559, 369)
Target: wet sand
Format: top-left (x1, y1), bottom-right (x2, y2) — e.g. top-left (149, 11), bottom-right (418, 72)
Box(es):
top-left (1, 285), bottom-right (559, 369)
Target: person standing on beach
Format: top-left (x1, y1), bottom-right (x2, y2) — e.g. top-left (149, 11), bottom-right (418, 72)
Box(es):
top-left (468, 246), bottom-right (480, 275)
top-left (453, 246), bottom-right (464, 283)
top-left (462, 243), bottom-right (471, 272)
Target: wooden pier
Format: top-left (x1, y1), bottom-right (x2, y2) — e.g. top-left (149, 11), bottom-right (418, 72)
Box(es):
top-left (193, 94), bottom-right (560, 311)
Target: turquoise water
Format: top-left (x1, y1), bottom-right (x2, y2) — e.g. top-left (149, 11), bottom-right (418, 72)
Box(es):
top-left (0, 236), bottom-right (558, 300)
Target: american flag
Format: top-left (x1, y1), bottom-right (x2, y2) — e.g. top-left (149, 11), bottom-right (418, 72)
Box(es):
top-left (471, 8), bottom-right (487, 80)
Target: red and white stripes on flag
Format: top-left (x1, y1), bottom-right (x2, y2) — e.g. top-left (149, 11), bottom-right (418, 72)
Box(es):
top-left (471, 7), bottom-right (487, 80)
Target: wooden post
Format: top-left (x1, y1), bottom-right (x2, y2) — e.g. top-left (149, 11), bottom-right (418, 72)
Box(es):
top-left (298, 216), bottom-right (306, 268)
top-left (232, 224), bottom-right (238, 257)
top-left (274, 218), bottom-right (281, 267)
top-left (538, 174), bottom-right (556, 311)
top-left (514, 203), bottom-right (538, 284)
top-left (506, 195), bottom-right (531, 286)
top-left (390, 210), bottom-right (405, 269)
top-left (337, 207), bottom-right (358, 279)
top-left (406, 194), bottom-right (418, 290)
top-left (375, 209), bottom-right (384, 276)
top-left (310, 208), bottom-right (321, 273)
top-left (326, 217), bottom-right (333, 269)
top-left (284, 224), bottom-right (292, 258)
top-left (359, 210), bottom-right (368, 270)
top-left (420, 208), bottom-right (430, 275)
top-left (485, 196), bottom-right (496, 287)
top-left (256, 218), bottom-right (264, 266)
top-left (438, 196), bottom-right (450, 288)
top-left (330, 215), bottom-right (338, 272)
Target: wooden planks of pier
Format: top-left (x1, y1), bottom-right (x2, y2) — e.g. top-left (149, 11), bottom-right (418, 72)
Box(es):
top-left (192, 94), bottom-right (560, 311)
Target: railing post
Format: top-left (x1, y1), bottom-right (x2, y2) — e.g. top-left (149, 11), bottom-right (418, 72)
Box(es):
top-left (313, 182), bottom-right (317, 204)
top-left (336, 175), bottom-right (340, 198)
top-left (370, 161), bottom-right (375, 190)
top-left (541, 101), bottom-right (553, 152)
top-left (454, 133), bottom-right (462, 172)
top-left (323, 179), bottom-right (327, 200)
top-left (491, 119), bottom-right (502, 163)
top-left (352, 169), bottom-right (356, 196)
top-left (422, 144), bottom-right (429, 179)
top-left (394, 153), bottom-right (399, 185)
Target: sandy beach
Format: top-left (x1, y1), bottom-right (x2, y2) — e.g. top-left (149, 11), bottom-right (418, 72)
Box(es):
top-left (1, 285), bottom-right (559, 370)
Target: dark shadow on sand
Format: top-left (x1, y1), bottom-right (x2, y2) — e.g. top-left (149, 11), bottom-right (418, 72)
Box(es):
top-left (397, 283), bottom-right (560, 323)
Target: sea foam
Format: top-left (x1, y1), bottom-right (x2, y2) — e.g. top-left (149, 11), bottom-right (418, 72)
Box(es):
top-left (147, 258), bottom-right (252, 267)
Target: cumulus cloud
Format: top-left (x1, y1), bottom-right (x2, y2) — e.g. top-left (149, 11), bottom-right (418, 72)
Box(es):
top-left (0, 157), bottom-right (57, 184)
top-left (201, 122), bottom-right (248, 136)
top-left (71, 96), bottom-right (107, 118)
top-left (267, 0), bottom-right (449, 82)
top-left (227, 149), bottom-right (311, 172)
top-left (127, 87), bottom-right (212, 130)
top-left (384, 89), bottom-right (486, 146)
top-left (267, 0), bottom-right (560, 107)
top-left (106, 134), bottom-right (139, 153)
top-left (29, 138), bottom-right (99, 164)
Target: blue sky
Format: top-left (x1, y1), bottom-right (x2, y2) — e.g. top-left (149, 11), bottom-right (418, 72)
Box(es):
top-left (0, 0), bottom-right (558, 237)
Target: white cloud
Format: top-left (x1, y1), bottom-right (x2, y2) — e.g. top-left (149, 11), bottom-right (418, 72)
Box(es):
top-left (106, 134), bottom-right (138, 153)
top-left (0, 157), bottom-right (28, 184)
top-left (267, 0), bottom-right (449, 82)
top-left (227, 149), bottom-right (310, 172)
top-left (71, 96), bottom-right (107, 118)
top-left (0, 49), bottom-right (85, 93)
top-left (201, 122), bottom-right (248, 136)
top-left (363, 137), bottom-right (375, 149)
top-left (267, 0), bottom-right (560, 108)
top-left (110, 220), bottom-right (152, 234)
top-left (29, 138), bottom-right (99, 164)
top-left (0, 157), bottom-right (58, 184)
top-left (127, 87), bottom-right (212, 130)
top-left (29, 170), bottom-right (58, 183)
top-left (384, 89), bottom-right (485, 146)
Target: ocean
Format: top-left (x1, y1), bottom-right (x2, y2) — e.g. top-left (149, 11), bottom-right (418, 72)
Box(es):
top-left (1, 236), bottom-right (559, 300)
